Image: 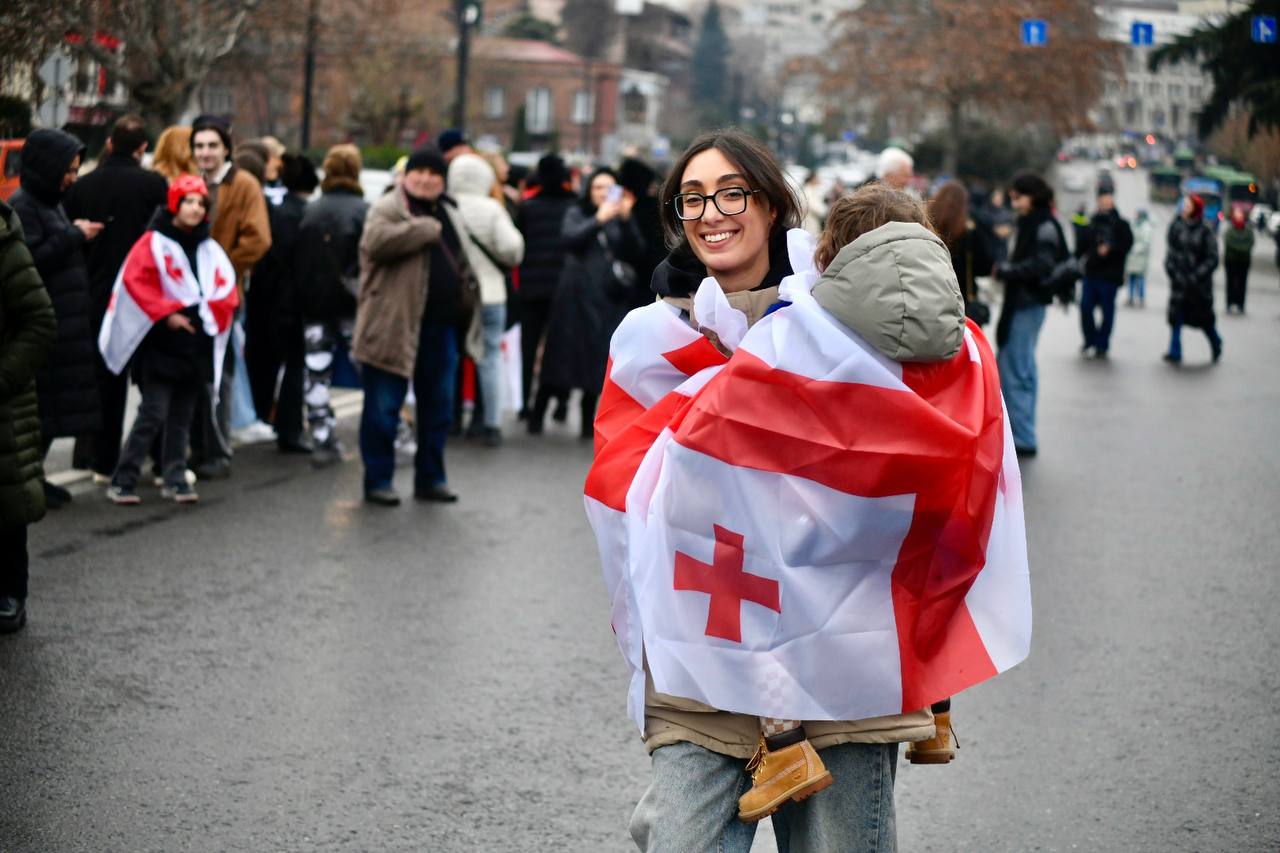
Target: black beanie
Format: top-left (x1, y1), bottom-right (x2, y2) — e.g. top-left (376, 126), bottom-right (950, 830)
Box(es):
top-left (191, 114), bottom-right (233, 152)
top-left (405, 145), bottom-right (446, 175)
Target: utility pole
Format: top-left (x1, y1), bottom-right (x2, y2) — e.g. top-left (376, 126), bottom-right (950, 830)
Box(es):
top-left (301, 0), bottom-right (318, 150)
top-left (454, 0), bottom-right (481, 129)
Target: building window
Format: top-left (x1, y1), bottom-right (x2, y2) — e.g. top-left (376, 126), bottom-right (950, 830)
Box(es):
top-left (622, 86), bottom-right (648, 124)
top-left (1147, 82), bottom-right (1161, 96)
top-left (484, 87), bottom-right (504, 119)
top-left (1169, 84), bottom-right (1182, 99)
top-left (204, 85), bottom-right (233, 114)
top-left (572, 89), bottom-right (594, 125)
top-left (1189, 85), bottom-right (1202, 100)
top-left (526, 87), bottom-right (552, 134)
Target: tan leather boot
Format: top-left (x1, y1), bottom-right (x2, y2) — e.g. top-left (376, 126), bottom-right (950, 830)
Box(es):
top-left (737, 737), bottom-right (834, 822)
top-left (906, 710), bottom-right (957, 764)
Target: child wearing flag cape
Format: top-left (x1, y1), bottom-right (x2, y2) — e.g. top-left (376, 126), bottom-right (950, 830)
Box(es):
top-left (99, 175), bottom-right (238, 505)
top-left (726, 182), bottom-right (967, 822)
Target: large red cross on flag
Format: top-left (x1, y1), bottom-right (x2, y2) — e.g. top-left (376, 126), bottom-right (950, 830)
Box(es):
top-left (584, 229), bottom-right (1031, 728)
top-left (674, 525), bottom-right (780, 643)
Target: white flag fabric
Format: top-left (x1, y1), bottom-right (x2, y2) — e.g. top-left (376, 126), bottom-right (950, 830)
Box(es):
top-left (586, 229), bottom-right (1031, 728)
top-left (98, 230), bottom-right (239, 391)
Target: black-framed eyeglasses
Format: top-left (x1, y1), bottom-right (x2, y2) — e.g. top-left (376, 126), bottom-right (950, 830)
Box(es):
top-left (671, 186), bottom-right (762, 221)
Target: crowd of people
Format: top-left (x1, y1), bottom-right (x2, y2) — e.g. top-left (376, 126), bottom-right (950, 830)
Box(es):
top-left (0, 117), bottom-right (1259, 628)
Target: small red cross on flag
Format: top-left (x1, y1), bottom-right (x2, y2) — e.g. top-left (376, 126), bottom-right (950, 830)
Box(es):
top-left (674, 525), bottom-right (780, 643)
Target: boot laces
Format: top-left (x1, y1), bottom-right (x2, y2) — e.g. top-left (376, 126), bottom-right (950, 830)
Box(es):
top-left (746, 738), bottom-right (767, 782)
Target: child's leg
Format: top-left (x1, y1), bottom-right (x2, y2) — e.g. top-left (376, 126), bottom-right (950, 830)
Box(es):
top-left (739, 717), bottom-right (833, 822)
top-left (114, 378), bottom-right (175, 490)
top-left (161, 379), bottom-right (202, 488)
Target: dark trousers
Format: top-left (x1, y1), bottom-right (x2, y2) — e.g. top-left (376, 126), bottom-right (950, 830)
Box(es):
top-left (113, 374), bottom-right (200, 490)
top-left (89, 361), bottom-right (131, 476)
top-left (0, 524), bottom-right (28, 599)
top-left (1225, 260), bottom-right (1250, 309)
top-left (519, 296), bottom-right (553, 411)
top-left (358, 322), bottom-right (458, 493)
top-left (1080, 277), bottom-right (1120, 353)
top-left (247, 321), bottom-right (306, 445)
top-left (189, 345), bottom-right (234, 469)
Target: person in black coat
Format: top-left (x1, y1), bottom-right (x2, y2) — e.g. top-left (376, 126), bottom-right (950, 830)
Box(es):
top-left (618, 158), bottom-right (667, 312)
top-left (1163, 193), bottom-right (1222, 365)
top-left (244, 153), bottom-right (318, 452)
top-left (533, 167), bottom-right (645, 438)
top-left (10, 128), bottom-right (103, 507)
top-left (1076, 191), bottom-right (1133, 358)
top-left (63, 115), bottom-right (169, 479)
top-left (514, 155), bottom-right (577, 419)
top-left (293, 144), bottom-right (369, 464)
top-left (993, 172), bottom-right (1066, 457)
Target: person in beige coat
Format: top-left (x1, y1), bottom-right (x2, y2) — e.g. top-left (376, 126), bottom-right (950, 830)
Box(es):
top-left (353, 146), bottom-right (474, 507)
top-left (628, 130), bottom-right (965, 852)
top-left (447, 154), bottom-right (524, 445)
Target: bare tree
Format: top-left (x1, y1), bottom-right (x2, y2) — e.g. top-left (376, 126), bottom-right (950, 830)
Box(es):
top-left (62, 0), bottom-right (263, 127)
top-left (825, 0), bottom-right (1119, 174)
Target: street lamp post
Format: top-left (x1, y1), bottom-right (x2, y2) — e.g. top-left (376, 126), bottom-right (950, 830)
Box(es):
top-left (454, 0), bottom-right (482, 130)
top-left (301, 0), bottom-right (318, 150)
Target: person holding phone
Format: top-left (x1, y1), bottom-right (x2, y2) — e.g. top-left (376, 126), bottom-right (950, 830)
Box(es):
top-left (531, 168), bottom-right (646, 438)
top-left (9, 128), bottom-right (104, 508)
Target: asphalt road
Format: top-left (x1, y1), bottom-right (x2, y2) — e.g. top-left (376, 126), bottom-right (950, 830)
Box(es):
top-left (2, 164), bottom-right (1278, 852)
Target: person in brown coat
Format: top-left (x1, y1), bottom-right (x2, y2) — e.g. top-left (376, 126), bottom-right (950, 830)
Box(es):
top-left (187, 115), bottom-right (272, 479)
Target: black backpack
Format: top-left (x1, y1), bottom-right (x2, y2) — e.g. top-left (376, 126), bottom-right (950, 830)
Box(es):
top-left (1036, 220), bottom-right (1079, 305)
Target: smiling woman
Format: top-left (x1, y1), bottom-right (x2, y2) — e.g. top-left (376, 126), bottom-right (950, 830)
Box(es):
top-left (656, 130), bottom-right (801, 295)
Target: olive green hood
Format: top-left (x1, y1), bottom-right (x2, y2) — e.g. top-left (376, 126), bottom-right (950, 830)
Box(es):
top-left (811, 221), bottom-right (965, 363)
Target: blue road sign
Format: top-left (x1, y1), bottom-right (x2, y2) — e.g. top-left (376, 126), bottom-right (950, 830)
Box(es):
top-left (1022, 19), bottom-right (1048, 47)
top-left (1252, 15), bottom-right (1277, 44)
top-left (1132, 21), bottom-right (1154, 47)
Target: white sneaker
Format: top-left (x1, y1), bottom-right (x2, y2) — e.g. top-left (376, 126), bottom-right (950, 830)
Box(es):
top-left (232, 420), bottom-right (277, 446)
top-left (152, 469), bottom-right (198, 488)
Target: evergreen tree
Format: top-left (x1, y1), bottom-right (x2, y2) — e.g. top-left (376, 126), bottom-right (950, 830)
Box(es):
top-left (693, 1), bottom-right (731, 125)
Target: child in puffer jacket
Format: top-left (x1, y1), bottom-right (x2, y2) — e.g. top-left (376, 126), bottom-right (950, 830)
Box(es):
top-left (738, 183), bottom-right (966, 823)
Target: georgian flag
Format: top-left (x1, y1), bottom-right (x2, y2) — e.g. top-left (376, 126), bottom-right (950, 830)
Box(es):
top-left (585, 229), bottom-right (1031, 729)
top-left (98, 230), bottom-right (239, 390)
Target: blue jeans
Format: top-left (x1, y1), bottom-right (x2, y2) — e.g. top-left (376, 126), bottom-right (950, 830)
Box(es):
top-left (478, 304), bottom-right (506, 429)
top-left (230, 317), bottom-right (260, 430)
top-left (997, 304), bottom-right (1046, 451)
top-left (1167, 313), bottom-right (1222, 361)
top-left (1079, 277), bottom-right (1119, 353)
top-left (358, 322), bottom-right (458, 493)
top-left (630, 741), bottom-right (898, 853)
top-left (1127, 273), bottom-right (1145, 303)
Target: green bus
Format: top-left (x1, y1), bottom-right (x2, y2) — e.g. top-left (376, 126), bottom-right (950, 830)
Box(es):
top-left (1149, 166), bottom-right (1182, 202)
top-left (1200, 166), bottom-right (1259, 219)
top-left (1173, 147), bottom-right (1196, 172)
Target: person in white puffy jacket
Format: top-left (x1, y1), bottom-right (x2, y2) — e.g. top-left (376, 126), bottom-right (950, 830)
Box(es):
top-left (447, 154), bottom-right (525, 445)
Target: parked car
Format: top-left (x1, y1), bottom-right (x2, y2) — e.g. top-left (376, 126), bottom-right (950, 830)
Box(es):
top-left (0, 139), bottom-right (23, 202)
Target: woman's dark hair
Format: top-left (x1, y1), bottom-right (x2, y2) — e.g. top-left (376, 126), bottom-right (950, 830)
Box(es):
top-left (929, 181), bottom-right (970, 247)
top-left (1009, 172), bottom-right (1054, 210)
top-left (658, 128), bottom-right (801, 251)
top-left (580, 167), bottom-right (617, 214)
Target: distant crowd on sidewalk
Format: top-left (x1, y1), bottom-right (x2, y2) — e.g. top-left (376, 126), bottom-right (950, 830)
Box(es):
top-left (0, 118), bottom-right (1265, 635)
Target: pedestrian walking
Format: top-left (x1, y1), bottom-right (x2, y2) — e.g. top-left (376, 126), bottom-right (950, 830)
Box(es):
top-left (930, 180), bottom-right (994, 326)
top-left (0, 198), bottom-right (57, 634)
top-left (1223, 208), bottom-right (1254, 314)
top-left (245, 153), bottom-right (318, 453)
top-left (99, 176), bottom-right (238, 505)
top-left (532, 168), bottom-right (646, 438)
top-left (514, 155), bottom-right (576, 420)
top-left (1126, 209), bottom-right (1153, 307)
top-left (151, 126), bottom-right (196, 183)
top-left (9, 128), bottom-right (103, 508)
top-left (187, 114), bottom-right (272, 479)
top-left (994, 172), bottom-right (1068, 457)
top-left (585, 130), bottom-right (1014, 852)
top-left (447, 153), bottom-right (525, 446)
top-left (63, 115), bottom-right (169, 482)
top-left (1077, 191), bottom-right (1133, 358)
top-left (801, 170), bottom-right (827, 235)
top-left (295, 144), bottom-right (368, 466)
top-left (1163, 194), bottom-right (1222, 365)
top-left (353, 146), bottom-right (471, 507)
